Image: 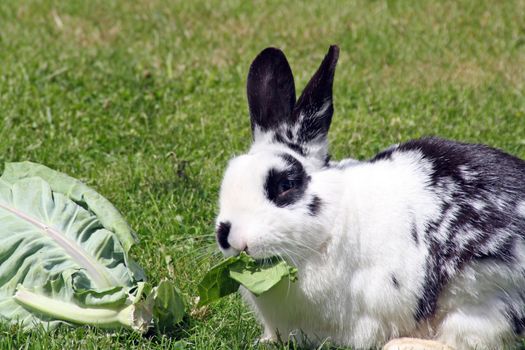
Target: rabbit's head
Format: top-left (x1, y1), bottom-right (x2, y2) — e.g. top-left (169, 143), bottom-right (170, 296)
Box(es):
top-left (216, 46), bottom-right (340, 261)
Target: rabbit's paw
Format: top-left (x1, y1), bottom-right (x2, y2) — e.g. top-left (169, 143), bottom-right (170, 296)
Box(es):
top-left (257, 335), bottom-right (274, 343)
top-left (383, 338), bottom-right (453, 350)
top-left (255, 331), bottom-right (277, 345)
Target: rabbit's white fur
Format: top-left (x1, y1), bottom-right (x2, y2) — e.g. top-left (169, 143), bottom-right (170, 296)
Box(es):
top-left (215, 46), bottom-right (525, 349)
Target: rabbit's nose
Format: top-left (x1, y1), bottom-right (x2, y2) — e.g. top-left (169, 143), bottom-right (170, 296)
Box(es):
top-left (217, 221), bottom-right (231, 249)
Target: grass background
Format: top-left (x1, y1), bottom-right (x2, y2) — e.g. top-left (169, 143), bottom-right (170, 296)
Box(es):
top-left (0, 0), bottom-right (524, 348)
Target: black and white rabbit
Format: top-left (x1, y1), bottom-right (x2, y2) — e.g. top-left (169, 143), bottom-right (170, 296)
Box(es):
top-left (215, 45), bottom-right (525, 349)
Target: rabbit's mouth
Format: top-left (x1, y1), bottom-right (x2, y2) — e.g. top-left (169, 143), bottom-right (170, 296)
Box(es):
top-left (253, 256), bottom-right (281, 265)
top-left (243, 246), bottom-right (282, 264)
top-left (244, 245), bottom-right (295, 265)
top-left (253, 253), bottom-right (297, 268)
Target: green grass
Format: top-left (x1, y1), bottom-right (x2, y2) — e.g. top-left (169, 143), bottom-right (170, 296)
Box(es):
top-left (0, 0), bottom-right (524, 348)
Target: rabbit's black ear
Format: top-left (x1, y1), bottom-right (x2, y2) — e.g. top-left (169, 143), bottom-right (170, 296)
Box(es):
top-left (247, 48), bottom-right (296, 138)
top-left (293, 45), bottom-right (339, 150)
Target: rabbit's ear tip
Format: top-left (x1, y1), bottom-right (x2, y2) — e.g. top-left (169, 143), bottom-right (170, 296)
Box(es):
top-left (328, 45), bottom-right (339, 53)
top-left (326, 45), bottom-right (340, 65)
top-left (253, 47), bottom-right (287, 63)
top-left (248, 47), bottom-right (290, 75)
top-left (260, 47), bottom-right (284, 54)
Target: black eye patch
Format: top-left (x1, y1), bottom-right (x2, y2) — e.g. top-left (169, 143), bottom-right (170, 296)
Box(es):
top-left (264, 154), bottom-right (310, 207)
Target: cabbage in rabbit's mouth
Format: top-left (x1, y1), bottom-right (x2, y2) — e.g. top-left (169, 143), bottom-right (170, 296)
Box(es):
top-left (197, 252), bottom-right (298, 305)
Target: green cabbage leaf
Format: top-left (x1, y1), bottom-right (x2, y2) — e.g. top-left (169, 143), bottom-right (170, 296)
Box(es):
top-left (0, 162), bottom-right (184, 332)
top-left (198, 252), bottom-right (297, 306)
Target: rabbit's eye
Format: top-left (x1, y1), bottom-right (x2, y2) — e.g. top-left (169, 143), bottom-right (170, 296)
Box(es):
top-left (278, 179), bottom-right (296, 195)
top-left (264, 154), bottom-right (310, 207)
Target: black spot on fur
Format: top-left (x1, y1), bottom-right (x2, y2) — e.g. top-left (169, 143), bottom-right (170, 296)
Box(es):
top-left (264, 154), bottom-right (309, 207)
top-left (217, 221), bottom-right (231, 249)
top-left (370, 147), bottom-right (396, 163)
top-left (396, 137), bottom-right (525, 187)
top-left (280, 153), bottom-right (303, 170)
top-left (410, 218), bottom-right (419, 246)
top-left (391, 275), bottom-right (400, 289)
top-left (273, 133), bottom-right (305, 155)
top-left (477, 237), bottom-right (516, 262)
top-left (414, 236), bottom-right (442, 321)
top-left (512, 315), bottom-right (525, 335)
top-left (411, 225), bottom-right (419, 245)
top-left (308, 196), bottom-right (322, 216)
top-left (324, 154), bottom-right (331, 167)
top-left (508, 298), bottom-right (525, 334)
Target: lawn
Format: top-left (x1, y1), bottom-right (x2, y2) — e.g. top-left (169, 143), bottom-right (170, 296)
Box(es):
top-left (0, 0), bottom-right (524, 349)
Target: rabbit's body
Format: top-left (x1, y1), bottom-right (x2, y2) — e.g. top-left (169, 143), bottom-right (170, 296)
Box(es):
top-left (216, 46), bottom-right (525, 349)
top-left (240, 138), bottom-right (525, 349)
